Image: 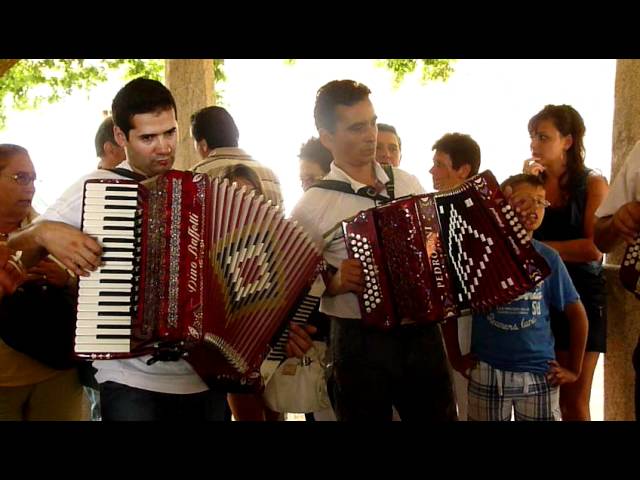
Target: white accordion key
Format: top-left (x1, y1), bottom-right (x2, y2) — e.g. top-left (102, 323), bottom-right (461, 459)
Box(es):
top-left (75, 336), bottom-right (130, 344)
top-left (76, 327), bottom-right (131, 336)
top-left (77, 304), bottom-right (130, 313)
top-left (74, 344), bottom-right (131, 353)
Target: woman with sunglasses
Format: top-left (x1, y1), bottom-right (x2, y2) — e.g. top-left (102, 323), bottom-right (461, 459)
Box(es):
top-left (0, 144), bottom-right (87, 421)
top-left (522, 105), bottom-right (609, 421)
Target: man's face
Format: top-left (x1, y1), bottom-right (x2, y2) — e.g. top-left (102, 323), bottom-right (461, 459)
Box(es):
top-left (98, 141), bottom-right (126, 170)
top-left (321, 99), bottom-right (377, 171)
top-left (376, 130), bottom-right (401, 167)
top-left (429, 150), bottom-right (469, 191)
top-left (115, 108), bottom-right (178, 177)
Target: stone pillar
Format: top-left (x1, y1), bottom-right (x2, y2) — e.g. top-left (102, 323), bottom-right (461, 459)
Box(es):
top-left (604, 60), bottom-right (640, 420)
top-left (604, 266), bottom-right (640, 420)
top-left (165, 59), bottom-right (215, 171)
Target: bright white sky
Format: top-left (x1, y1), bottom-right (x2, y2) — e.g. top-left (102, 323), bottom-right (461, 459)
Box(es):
top-left (0, 59), bottom-right (616, 216)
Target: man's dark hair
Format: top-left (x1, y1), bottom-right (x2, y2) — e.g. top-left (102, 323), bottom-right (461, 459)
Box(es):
top-left (500, 173), bottom-right (545, 192)
top-left (111, 78), bottom-right (177, 139)
top-left (314, 80), bottom-right (371, 132)
top-left (190, 106), bottom-right (240, 149)
top-left (432, 132), bottom-right (481, 177)
top-left (0, 144), bottom-right (28, 171)
top-left (94, 116), bottom-right (118, 157)
top-left (377, 123), bottom-right (402, 150)
top-left (298, 137), bottom-right (332, 175)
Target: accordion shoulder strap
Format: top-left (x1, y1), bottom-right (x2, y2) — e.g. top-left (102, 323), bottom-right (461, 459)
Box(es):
top-left (108, 168), bottom-right (147, 183)
top-left (310, 164), bottom-right (395, 203)
top-left (382, 164), bottom-right (395, 200)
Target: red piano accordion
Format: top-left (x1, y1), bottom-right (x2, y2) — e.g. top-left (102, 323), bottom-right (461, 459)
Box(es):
top-left (620, 236), bottom-right (640, 298)
top-left (74, 170), bottom-right (322, 388)
top-left (342, 170), bottom-right (551, 331)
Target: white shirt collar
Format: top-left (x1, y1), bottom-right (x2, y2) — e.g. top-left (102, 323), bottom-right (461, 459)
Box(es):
top-left (328, 161), bottom-right (391, 192)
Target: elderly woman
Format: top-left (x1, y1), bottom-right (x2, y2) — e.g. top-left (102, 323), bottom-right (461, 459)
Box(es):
top-left (0, 144), bottom-right (87, 421)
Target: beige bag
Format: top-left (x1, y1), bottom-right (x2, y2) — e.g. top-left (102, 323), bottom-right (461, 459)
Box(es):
top-left (263, 341), bottom-right (331, 414)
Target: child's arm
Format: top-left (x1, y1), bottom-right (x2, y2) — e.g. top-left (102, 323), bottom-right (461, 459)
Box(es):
top-left (547, 301), bottom-right (588, 386)
top-left (442, 319), bottom-right (477, 380)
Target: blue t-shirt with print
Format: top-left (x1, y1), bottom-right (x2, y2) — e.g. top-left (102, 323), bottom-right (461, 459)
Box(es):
top-left (471, 239), bottom-right (580, 374)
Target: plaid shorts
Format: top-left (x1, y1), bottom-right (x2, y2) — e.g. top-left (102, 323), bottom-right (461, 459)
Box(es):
top-left (468, 361), bottom-right (561, 421)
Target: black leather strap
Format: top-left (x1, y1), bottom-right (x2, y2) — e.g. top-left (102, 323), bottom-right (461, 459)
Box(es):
top-left (108, 167), bottom-right (147, 183)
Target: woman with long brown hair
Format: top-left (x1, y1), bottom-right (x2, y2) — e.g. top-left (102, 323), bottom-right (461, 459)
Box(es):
top-left (523, 105), bottom-right (609, 420)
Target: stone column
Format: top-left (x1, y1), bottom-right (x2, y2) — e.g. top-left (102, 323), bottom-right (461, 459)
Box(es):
top-left (165, 59), bottom-right (215, 171)
top-left (605, 59), bottom-right (640, 420)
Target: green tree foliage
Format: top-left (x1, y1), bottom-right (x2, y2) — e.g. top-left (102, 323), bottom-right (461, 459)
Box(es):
top-left (0, 59), bottom-right (163, 130)
top-left (0, 59), bottom-right (229, 130)
top-left (0, 59), bottom-right (454, 130)
top-left (212, 59), bottom-right (226, 105)
top-left (377, 59), bottom-right (456, 86)
top-left (285, 59), bottom-right (456, 85)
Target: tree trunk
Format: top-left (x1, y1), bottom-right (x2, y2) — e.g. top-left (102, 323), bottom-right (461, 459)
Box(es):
top-left (0, 59), bottom-right (19, 79)
top-left (165, 59), bottom-right (215, 171)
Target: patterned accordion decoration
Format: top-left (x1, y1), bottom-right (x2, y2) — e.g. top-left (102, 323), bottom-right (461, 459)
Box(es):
top-left (342, 170), bottom-right (551, 331)
top-left (74, 170), bottom-right (322, 387)
top-left (620, 237), bottom-right (640, 298)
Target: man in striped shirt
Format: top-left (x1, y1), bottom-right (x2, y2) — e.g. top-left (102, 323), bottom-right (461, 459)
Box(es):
top-left (190, 106), bottom-right (283, 206)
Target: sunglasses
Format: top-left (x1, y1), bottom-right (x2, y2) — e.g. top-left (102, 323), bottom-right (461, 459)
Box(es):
top-left (1, 172), bottom-right (37, 186)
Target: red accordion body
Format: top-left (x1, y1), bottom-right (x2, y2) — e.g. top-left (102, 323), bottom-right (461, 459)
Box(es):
top-left (343, 171), bottom-right (551, 331)
top-left (75, 171), bottom-right (321, 387)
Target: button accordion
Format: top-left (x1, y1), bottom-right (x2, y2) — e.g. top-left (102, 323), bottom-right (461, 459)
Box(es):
top-left (74, 170), bottom-right (322, 387)
top-left (620, 237), bottom-right (640, 298)
top-left (342, 170), bottom-right (551, 331)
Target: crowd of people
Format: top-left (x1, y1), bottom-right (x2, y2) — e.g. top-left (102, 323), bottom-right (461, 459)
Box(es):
top-left (0, 75), bottom-right (637, 422)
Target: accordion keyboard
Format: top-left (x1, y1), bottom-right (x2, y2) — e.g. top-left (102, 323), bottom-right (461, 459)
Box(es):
top-left (75, 181), bottom-right (141, 355)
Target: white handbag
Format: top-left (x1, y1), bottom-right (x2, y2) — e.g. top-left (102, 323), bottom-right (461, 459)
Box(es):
top-left (263, 341), bottom-right (331, 414)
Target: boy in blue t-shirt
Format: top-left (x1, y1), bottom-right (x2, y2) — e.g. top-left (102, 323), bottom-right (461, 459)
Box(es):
top-left (445, 174), bottom-right (588, 421)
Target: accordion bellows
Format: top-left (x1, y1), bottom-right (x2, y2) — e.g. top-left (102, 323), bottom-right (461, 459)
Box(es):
top-left (343, 170), bottom-right (551, 331)
top-left (75, 171), bottom-right (322, 387)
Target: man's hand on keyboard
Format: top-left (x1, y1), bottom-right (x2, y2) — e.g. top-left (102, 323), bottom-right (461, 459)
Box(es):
top-left (286, 323), bottom-right (317, 358)
top-left (36, 222), bottom-right (102, 277)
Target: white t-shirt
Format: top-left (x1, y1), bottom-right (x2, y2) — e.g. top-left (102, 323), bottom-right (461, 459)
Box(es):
top-left (38, 162), bottom-right (209, 394)
top-left (290, 161), bottom-right (425, 319)
top-left (596, 141), bottom-right (640, 218)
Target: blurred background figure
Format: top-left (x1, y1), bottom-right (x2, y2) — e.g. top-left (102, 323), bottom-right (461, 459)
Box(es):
top-left (95, 116), bottom-right (126, 170)
top-left (298, 137), bottom-right (332, 191)
top-left (429, 132), bottom-right (480, 191)
top-left (375, 123), bottom-right (402, 167)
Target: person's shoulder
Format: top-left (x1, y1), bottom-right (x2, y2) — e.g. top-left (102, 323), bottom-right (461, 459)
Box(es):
top-left (252, 161), bottom-right (280, 180)
top-left (531, 238), bottom-right (560, 259)
top-left (391, 166), bottom-right (425, 193)
top-left (297, 185), bottom-right (334, 204)
top-left (586, 168), bottom-right (608, 186)
top-left (62, 168), bottom-right (121, 194)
